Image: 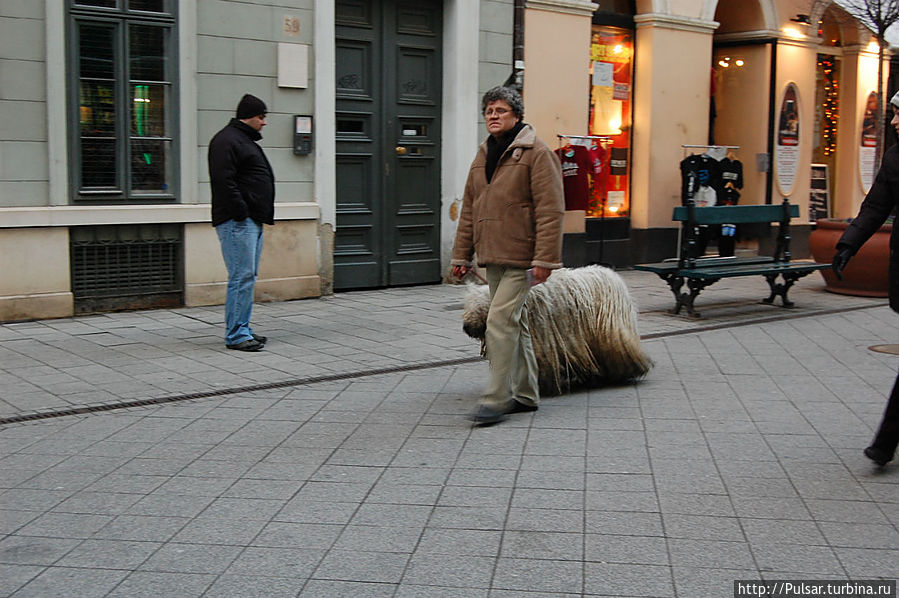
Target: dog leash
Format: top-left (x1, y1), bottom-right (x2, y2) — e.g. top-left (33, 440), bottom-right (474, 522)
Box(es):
top-left (464, 269), bottom-right (488, 284)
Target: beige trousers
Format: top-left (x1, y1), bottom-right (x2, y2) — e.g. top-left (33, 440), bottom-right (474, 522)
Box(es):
top-left (480, 266), bottom-right (540, 410)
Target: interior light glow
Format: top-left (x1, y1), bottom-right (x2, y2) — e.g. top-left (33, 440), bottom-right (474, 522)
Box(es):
top-left (735, 59), bottom-right (744, 67)
top-left (783, 26), bottom-right (804, 39)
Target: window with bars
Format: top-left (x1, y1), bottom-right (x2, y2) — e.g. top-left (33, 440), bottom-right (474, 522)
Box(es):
top-left (69, 0), bottom-right (177, 201)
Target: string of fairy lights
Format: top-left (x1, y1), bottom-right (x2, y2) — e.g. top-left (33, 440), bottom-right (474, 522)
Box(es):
top-left (818, 54), bottom-right (839, 156)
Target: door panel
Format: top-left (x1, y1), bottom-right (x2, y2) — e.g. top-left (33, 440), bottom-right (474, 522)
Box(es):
top-left (335, 0), bottom-right (442, 290)
top-left (335, 3), bottom-right (381, 289)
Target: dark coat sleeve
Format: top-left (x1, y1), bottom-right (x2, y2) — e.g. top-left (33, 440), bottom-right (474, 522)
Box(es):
top-left (451, 160), bottom-right (478, 266)
top-left (838, 146), bottom-right (899, 252)
top-left (838, 145), bottom-right (899, 312)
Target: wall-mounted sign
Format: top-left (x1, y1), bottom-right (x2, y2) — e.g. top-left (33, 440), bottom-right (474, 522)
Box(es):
top-left (860, 90), bottom-right (878, 191)
top-left (277, 42), bottom-right (308, 89)
top-left (283, 16), bottom-right (300, 36)
top-left (775, 83), bottom-right (800, 195)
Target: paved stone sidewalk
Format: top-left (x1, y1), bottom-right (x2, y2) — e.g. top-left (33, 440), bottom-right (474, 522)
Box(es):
top-left (0, 270), bottom-right (885, 421)
top-left (0, 285), bottom-right (475, 421)
top-left (1, 270), bottom-right (897, 597)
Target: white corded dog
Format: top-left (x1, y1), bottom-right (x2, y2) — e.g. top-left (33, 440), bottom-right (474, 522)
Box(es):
top-left (461, 265), bottom-right (652, 395)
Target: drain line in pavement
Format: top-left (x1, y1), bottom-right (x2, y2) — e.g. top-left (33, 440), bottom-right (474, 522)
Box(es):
top-left (0, 302), bottom-right (882, 426)
top-left (639, 302), bottom-right (878, 340)
top-left (0, 356), bottom-right (482, 426)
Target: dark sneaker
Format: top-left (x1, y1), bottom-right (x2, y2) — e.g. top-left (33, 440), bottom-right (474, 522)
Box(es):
top-left (226, 338), bottom-right (265, 352)
top-left (507, 400), bottom-right (538, 414)
top-left (252, 334), bottom-right (267, 345)
top-left (863, 446), bottom-right (892, 467)
top-left (467, 405), bottom-right (508, 426)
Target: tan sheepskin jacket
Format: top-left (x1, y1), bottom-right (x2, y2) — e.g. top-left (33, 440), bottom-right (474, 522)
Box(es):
top-left (451, 124), bottom-right (564, 270)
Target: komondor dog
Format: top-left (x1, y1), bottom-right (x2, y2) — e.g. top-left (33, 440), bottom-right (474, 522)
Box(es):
top-left (462, 265), bottom-right (652, 395)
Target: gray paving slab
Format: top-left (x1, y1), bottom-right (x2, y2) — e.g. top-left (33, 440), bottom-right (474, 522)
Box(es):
top-left (2, 271), bottom-right (899, 596)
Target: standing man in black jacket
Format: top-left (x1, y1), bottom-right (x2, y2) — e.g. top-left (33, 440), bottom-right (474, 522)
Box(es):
top-left (208, 94), bottom-right (275, 352)
top-left (832, 90), bottom-right (899, 467)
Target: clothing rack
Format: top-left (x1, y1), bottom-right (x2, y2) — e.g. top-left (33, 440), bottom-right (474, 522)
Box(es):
top-left (559, 134), bottom-right (612, 140)
top-left (682, 144), bottom-right (740, 161)
top-left (559, 134), bottom-right (612, 145)
top-left (678, 144), bottom-right (744, 259)
top-left (557, 135), bottom-right (613, 267)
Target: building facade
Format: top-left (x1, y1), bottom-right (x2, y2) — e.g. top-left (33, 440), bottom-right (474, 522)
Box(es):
top-left (1, 0), bottom-right (515, 321)
top-left (0, 0), bottom-right (888, 322)
top-left (523, 0), bottom-right (889, 266)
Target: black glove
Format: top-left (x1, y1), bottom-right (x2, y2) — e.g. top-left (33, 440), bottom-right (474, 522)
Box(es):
top-left (831, 247), bottom-right (854, 281)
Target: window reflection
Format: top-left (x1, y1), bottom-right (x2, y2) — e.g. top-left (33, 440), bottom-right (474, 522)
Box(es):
top-left (73, 2), bottom-right (175, 199)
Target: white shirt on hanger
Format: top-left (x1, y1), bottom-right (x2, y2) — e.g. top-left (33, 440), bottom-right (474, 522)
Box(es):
top-left (706, 146), bottom-right (727, 161)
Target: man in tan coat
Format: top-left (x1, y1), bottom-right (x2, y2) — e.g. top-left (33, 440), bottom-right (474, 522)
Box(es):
top-left (452, 86), bottom-right (565, 425)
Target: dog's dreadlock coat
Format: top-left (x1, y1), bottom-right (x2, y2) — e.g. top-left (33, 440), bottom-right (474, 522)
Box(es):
top-left (461, 265), bottom-right (652, 395)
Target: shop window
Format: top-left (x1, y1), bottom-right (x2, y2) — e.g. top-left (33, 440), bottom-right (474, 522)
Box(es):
top-left (588, 26), bottom-right (633, 218)
top-left (69, 0), bottom-right (177, 202)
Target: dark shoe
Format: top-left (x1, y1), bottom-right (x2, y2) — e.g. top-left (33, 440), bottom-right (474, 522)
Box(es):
top-left (467, 405), bottom-right (508, 426)
top-left (252, 334), bottom-right (267, 345)
top-left (507, 399), bottom-right (538, 414)
top-left (226, 338), bottom-right (264, 352)
top-left (864, 446), bottom-right (893, 467)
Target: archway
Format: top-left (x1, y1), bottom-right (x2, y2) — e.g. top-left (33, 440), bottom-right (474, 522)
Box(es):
top-left (710, 0), bottom-right (775, 209)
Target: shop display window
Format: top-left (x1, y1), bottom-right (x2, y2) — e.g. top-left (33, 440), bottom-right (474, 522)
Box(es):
top-left (588, 25), bottom-right (633, 218)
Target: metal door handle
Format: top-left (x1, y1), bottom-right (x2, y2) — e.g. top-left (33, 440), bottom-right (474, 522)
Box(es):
top-left (396, 146), bottom-right (407, 155)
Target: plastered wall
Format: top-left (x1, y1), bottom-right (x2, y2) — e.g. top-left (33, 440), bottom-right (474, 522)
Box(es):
top-left (522, 7), bottom-right (593, 142)
top-left (631, 22), bottom-right (716, 230)
top-left (0, 228), bottom-right (73, 321)
top-left (184, 220), bottom-right (321, 307)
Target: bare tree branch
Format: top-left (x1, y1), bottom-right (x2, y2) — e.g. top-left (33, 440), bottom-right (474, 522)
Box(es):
top-left (838, 0), bottom-right (899, 36)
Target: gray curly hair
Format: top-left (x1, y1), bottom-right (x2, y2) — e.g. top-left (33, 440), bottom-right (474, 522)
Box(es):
top-left (481, 86), bottom-right (524, 120)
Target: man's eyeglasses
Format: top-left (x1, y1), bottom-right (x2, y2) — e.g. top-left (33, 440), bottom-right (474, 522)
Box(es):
top-left (484, 108), bottom-right (512, 117)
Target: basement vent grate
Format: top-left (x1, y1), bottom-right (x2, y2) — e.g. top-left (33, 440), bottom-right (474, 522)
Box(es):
top-left (70, 224), bottom-right (183, 313)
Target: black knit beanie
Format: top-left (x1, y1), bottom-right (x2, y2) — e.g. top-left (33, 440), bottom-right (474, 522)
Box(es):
top-left (236, 94), bottom-right (267, 119)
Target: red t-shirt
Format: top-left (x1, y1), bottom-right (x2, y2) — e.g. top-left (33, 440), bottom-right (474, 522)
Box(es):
top-left (586, 144), bottom-right (608, 212)
top-left (555, 145), bottom-right (592, 210)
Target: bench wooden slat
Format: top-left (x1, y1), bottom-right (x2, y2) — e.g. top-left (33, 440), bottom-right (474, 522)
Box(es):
top-left (634, 256), bottom-right (774, 274)
top-left (679, 261), bottom-right (830, 279)
top-left (672, 204), bottom-right (799, 224)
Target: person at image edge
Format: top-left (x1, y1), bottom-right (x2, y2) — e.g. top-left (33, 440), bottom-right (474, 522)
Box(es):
top-left (832, 89), bottom-right (899, 467)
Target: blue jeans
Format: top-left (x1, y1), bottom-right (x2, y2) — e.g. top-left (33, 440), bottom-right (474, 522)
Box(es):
top-left (216, 218), bottom-right (263, 346)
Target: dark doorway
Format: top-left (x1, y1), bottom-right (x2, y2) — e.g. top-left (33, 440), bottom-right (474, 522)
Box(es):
top-left (334, 0), bottom-right (443, 289)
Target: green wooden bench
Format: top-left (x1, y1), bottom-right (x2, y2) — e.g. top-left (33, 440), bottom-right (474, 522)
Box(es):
top-left (634, 200), bottom-right (831, 317)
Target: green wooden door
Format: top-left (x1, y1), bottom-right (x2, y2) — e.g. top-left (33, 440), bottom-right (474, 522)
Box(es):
top-left (334, 0), bottom-right (443, 290)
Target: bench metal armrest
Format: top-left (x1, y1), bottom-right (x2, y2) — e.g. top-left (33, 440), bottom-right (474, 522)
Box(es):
top-left (679, 199), bottom-right (698, 269)
top-left (773, 199), bottom-right (792, 263)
